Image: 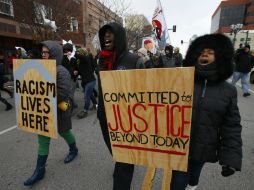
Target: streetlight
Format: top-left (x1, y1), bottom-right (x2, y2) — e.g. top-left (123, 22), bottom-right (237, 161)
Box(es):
top-left (230, 23), bottom-right (243, 48)
top-left (181, 40), bottom-right (188, 44)
top-left (168, 25), bottom-right (176, 32)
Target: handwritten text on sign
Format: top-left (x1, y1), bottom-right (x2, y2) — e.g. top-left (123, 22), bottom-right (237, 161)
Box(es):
top-left (100, 68), bottom-right (194, 171)
top-left (13, 59), bottom-right (57, 138)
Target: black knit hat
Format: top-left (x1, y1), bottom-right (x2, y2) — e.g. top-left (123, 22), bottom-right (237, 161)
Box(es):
top-left (63, 43), bottom-right (73, 52)
top-left (245, 44), bottom-right (250, 49)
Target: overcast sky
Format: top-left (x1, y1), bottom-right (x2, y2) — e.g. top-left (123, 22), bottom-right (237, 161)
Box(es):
top-left (130, 0), bottom-right (222, 56)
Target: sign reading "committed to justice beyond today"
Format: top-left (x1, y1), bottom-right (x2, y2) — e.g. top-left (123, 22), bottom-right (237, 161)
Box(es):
top-left (13, 59), bottom-right (57, 138)
top-left (100, 67), bottom-right (194, 171)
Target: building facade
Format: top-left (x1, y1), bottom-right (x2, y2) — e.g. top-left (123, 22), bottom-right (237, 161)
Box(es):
top-left (0, 0), bottom-right (84, 52)
top-left (211, 0), bottom-right (254, 49)
top-left (0, 0), bottom-right (122, 55)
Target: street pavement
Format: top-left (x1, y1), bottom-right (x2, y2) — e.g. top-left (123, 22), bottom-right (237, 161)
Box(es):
top-left (0, 83), bottom-right (254, 190)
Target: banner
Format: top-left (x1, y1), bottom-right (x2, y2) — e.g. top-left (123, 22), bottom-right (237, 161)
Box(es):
top-left (13, 59), bottom-right (57, 138)
top-left (152, 0), bottom-right (170, 49)
top-left (100, 68), bottom-right (194, 171)
top-left (142, 37), bottom-right (158, 54)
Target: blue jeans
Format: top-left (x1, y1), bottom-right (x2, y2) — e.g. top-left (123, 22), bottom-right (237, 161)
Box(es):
top-left (231, 71), bottom-right (250, 94)
top-left (170, 160), bottom-right (205, 190)
top-left (82, 80), bottom-right (97, 111)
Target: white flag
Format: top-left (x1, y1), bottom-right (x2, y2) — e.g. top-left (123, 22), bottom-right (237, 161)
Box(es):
top-left (152, 0), bottom-right (170, 49)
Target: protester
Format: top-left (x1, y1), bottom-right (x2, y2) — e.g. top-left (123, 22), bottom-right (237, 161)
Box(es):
top-left (157, 44), bottom-right (181, 68)
top-left (27, 49), bottom-right (41, 59)
top-left (7, 52), bottom-right (15, 73)
top-left (87, 47), bottom-right (99, 100)
top-left (24, 41), bottom-right (78, 186)
top-left (16, 47), bottom-right (27, 59)
top-left (0, 62), bottom-right (12, 111)
top-left (173, 47), bottom-right (183, 66)
top-left (75, 48), bottom-right (97, 118)
top-left (231, 44), bottom-right (254, 97)
top-left (62, 43), bottom-right (78, 108)
top-left (137, 48), bottom-right (153, 68)
top-left (136, 48), bottom-right (146, 69)
top-left (97, 22), bottom-right (139, 190)
top-left (172, 33), bottom-right (242, 190)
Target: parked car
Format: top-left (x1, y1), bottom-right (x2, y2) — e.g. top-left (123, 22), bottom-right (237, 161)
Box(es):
top-left (250, 68), bottom-right (254, 84)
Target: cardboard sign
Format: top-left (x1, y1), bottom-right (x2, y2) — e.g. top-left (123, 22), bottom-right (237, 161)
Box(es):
top-left (100, 67), bottom-right (194, 171)
top-left (13, 59), bottom-right (57, 138)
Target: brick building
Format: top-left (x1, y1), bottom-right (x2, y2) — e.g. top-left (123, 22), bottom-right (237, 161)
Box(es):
top-left (0, 0), bottom-right (122, 54)
top-left (0, 0), bottom-right (85, 52)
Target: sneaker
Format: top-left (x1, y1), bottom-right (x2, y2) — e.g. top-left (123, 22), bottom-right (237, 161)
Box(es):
top-left (77, 111), bottom-right (88, 119)
top-left (185, 185), bottom-right (198, 190)
top-left (243, 93), bottom-right (251, 97)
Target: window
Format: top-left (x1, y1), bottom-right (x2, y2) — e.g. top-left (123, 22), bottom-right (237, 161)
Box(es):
top-left (70, 17), bottom-right (78, 32)
top-left (88, 2), bottom-right (92, 8)
top-left (0, 0), bottom-right (14, 16)
top-left (34, 2), bottom-right (52, 24)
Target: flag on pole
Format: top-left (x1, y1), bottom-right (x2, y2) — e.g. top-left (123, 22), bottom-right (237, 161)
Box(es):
top-left (152, 0), bottom-right (170, 49)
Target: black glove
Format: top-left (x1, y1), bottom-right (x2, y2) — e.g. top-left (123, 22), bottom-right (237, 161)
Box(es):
top-left (221, 165), bottom-right (236, 177)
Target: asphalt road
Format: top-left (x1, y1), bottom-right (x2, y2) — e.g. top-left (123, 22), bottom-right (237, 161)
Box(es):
top-left (0, 83), bottom-right (254, 190)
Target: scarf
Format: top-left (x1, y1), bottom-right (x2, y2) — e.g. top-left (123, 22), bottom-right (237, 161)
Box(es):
top-left (195, 63), bottom-right (218, 82)
top-left (99, 50), bottom-right (116, 70)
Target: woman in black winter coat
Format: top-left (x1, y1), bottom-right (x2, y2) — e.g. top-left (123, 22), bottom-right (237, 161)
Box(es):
top-left (170, 34), bottom-right (242, 190)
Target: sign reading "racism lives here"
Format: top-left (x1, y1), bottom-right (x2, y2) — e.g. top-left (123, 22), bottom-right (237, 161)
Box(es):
top-left (100, 68), bottom-right (194, 171)
top-left (13, 59), bottom-right (57, 138)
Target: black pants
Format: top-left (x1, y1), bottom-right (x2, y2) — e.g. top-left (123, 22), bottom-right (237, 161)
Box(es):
top-left (113, 162), bottom-right (134, 190)
top-left (99, 119), bottom-right (134, 190)
top-left (170, 160), bottom-right (205, 190)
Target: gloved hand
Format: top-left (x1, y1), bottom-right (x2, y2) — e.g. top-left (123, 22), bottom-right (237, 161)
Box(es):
top-left (221, 165), bottom-right (236, 177)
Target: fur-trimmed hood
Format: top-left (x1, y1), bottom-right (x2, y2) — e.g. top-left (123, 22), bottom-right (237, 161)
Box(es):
top-left (184, 33), bottom-right (234, 81)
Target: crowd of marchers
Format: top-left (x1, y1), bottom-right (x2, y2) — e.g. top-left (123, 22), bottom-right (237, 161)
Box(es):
top-left (1, 21), bottom-right (253, 190)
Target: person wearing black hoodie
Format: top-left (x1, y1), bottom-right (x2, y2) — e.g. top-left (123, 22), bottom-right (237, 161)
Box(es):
top-left (157, 44), bottom-right (181, 68)
top-left (231, 44), bottom-right (254, 97)
top-left (97, 22), bottom-right (139, 190)
top-left (75, 48), bottom-right (98, 118)
top-left (171, 34), bottom-right (242, 190)
top-left (24, 41), bottom-right (78, 186)
top-left (62, 43), bottom-right (78, 108)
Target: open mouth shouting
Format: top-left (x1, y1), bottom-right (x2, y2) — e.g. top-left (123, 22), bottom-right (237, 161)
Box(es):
top-left (104, 29), bottom-right (114, 50)
top-left (198, 49), bottom-right (215, 65)
top-left (199, 59), bottom-right (210, 65)
top-left (105, 39), bottom-right (112, 49)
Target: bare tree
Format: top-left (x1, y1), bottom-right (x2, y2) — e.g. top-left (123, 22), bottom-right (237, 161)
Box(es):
top-left (13, 0), bottom-right (82, 43)
top-left (125, 14), bottom-right (152, 49)
top-left (95, 0), bottom-right (131, 24)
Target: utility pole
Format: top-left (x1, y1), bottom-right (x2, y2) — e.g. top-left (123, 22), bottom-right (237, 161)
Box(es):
top-left (230, 24), bottom-right (243, 48)
top-left (245, 30), bottom-right (249, 45)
